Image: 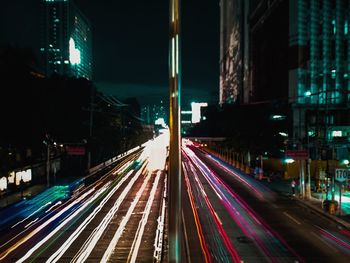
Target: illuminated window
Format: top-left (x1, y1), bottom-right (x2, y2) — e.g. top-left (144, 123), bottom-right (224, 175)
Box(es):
top-left (345, 20), bottom-right (348, 35)
top-left (332, 131), bottom-right (342, 137)
top-left (331, 70), bottom-right (336, 78)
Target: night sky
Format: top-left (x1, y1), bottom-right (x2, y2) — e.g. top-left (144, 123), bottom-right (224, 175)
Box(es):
top-left (0, 0), bottom-right (219, 108)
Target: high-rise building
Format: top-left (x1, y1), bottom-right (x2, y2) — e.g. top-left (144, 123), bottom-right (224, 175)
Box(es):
top-left (288, 0), bottom-right (350, 158)
top-left (219, 0), bottom-right (250, 105)
top-left (222, 0), bottom-right (350, 159)
top-left (41, 0), bottom-right (92, 80)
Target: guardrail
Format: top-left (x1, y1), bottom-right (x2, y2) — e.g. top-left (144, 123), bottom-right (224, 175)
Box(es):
top-left (88, 142), bottom-right (148, 176)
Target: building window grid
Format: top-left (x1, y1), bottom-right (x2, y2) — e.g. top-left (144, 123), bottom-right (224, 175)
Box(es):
top-left (300, 0), bottom-right (350, 105)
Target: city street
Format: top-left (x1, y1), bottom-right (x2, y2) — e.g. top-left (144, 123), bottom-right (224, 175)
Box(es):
top-left (0, 133), bottom-right (168, 262)
top-left (181, 141), bottom-right (350, 262)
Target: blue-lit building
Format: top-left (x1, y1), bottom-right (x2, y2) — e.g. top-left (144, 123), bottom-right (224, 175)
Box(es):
top-left (42, 0), bottom-right (92, 80)
top-left (221, 0), bottom-right (350, 160)
top-left (288, 0), bottom-right (350, 159)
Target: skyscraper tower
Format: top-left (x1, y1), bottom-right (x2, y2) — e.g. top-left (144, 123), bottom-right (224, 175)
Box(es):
top-left (219, 0), bottom-right (250, 105)
top-left (42, 0), bottom-right (92, 80)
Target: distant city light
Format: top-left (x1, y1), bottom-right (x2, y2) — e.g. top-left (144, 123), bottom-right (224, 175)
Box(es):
top-left (279, 132), bottom-right (288, 137)
top-left (285, 158), bottom-right (295, 164)
top-left (342, 159), bottom-right (349, 165)
top-left (304, 90), bottom-right (312, 96)
top-left (332, 130), bottom-right (342, 137)
top-left (271, 115), bottom-right (286, 121)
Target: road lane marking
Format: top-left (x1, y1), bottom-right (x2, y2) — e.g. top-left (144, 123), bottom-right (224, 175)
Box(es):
top-left (283, 212), bottom-right (301, 225)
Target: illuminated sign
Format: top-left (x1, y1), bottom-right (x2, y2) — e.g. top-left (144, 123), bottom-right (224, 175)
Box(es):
top-left (191, 102), bottom-right (208, 124)
top-left (332, 131), bottom-right (342, 137)
top-left (15, 169), bottom-right (32, 185)
top-left (0, 177), bottom-right (7, 191)
top-left (69, 38), bottom-right (81, 65)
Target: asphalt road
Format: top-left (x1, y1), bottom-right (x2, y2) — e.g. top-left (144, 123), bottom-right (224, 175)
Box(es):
top-left (0, 134), bottom-right (168, 263)
top-left (182, 143), bottom-right (350, 263)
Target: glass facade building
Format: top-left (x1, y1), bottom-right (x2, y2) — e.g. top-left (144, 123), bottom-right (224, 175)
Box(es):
top-left (221, 0), bottom-right (350, 159)
top-left (42, 0), bottom-right (92, 80)
top-left (289, 0), bottom-right (350, 156)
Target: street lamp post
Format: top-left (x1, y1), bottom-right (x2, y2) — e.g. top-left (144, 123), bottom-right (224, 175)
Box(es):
top-left (46, 143), bottom-right (50, 188)
top-left (169, 0), bottom-right (182, 262)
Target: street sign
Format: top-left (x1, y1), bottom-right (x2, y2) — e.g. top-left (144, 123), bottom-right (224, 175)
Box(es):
top-left (335, 169), bottom-right (348, 182)
top-left (66, 146), bottom-right (85, 156)
top-left (285, 150), bottom-right (309, 160)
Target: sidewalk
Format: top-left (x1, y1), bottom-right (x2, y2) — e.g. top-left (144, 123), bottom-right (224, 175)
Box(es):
top-left (260, 178), bottom-right (350, 230)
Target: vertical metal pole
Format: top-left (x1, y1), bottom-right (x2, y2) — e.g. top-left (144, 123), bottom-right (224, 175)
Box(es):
top-left (339, 182), bottom-right (342, 216)
top-left (301, 160), bottom-right (305, 199)
top-left (87, 84), bottom-right (94, 170)
top-left (169, 0), bottom-right (182, 262)
top-left (46, 144), bottom-right (50, 188)
top-left (306, 158), bottom-right (311, 199)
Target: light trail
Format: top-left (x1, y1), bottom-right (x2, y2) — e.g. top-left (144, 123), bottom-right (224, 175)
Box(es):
top-left (186, 160), bottom-right (242, 262)
top-left (70, 166), bottom-right (147, 263)
top-left (100, 170), bottom-right (152, 262)
top-left (11, 202), bottom-right (52, 228)
top-left (184, 145), bottom-right (302, 263)
top-left (45, 201), bottom-right (62, 213)
top-left (1, 188), bottom-right (95, 261)
top-left (24, 218), bottom-right (39, 229)
top-left (207, 153), bottom-right (273, 201)
top-left (183, 162), bottom-right (212, 263)
top-left (319, 228), bottom-right (350, 251)
top-left (128, 170), bottom-right (162, 263)
top-left (153, 175), bottom-right (167, 262)
top-left (46, 168), bottom-right (137, 263)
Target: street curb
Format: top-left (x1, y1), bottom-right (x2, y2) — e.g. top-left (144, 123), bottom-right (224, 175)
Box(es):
top-left (295, 198), bottom-right (350, 230)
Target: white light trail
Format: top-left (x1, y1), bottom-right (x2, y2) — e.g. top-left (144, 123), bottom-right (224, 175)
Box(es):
top-left (2, 189), bottom-right (95, 262)
top-left (128, 171), bottom-right (161, 263)
top-left (153, 175), bottom-right (167, 262)
top-left (101, 171), bottom-right (152, 262)
top-left (24, 218), bottom-right (39, 229)
top-left (72, 167), bottom-right (148, 263)
top-left (47, 169), bottom-right (136, 263)
top-left (45, 201), bottom-right (62, 213)
top-left (11, 202), bottom-right (52, 228)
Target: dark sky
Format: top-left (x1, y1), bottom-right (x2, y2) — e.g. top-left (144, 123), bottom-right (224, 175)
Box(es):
top-left (0, 0), bottom-right (219, 107)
